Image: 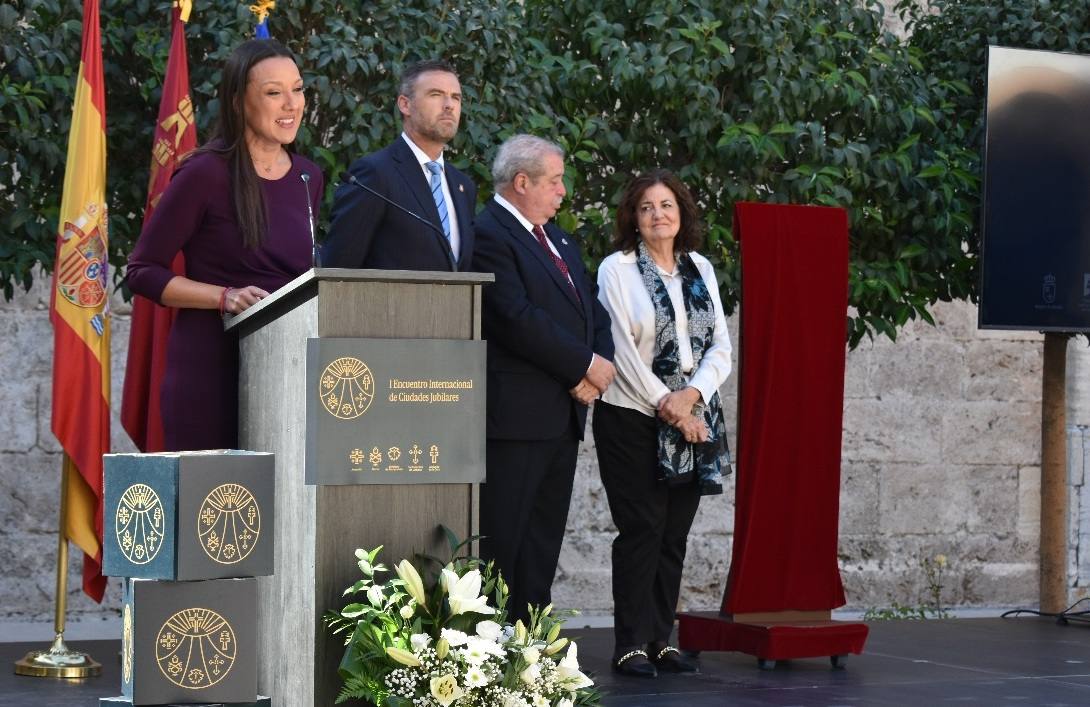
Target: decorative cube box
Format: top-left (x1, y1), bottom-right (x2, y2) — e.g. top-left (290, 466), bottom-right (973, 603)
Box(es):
top-left (103, 451), bottom-right (274, 580)
top-left (121, 578), bottom-right (257, 705)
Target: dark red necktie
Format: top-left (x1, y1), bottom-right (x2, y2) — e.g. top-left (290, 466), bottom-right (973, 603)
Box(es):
top-left (532, 225), bottom-right (580, 301)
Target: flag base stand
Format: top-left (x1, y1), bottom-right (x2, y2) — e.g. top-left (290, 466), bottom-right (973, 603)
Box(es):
top-left (14, 457), bottom-right (101, 679)
top-left (14, 634), bottom-right (102, 678)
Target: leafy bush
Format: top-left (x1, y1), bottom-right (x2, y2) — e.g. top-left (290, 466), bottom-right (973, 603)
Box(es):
top-left (3, 0), bottom-right (1038, 346)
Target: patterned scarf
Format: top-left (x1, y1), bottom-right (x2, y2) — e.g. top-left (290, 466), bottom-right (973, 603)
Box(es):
top-left (635, 240), bottom-right (730, 496)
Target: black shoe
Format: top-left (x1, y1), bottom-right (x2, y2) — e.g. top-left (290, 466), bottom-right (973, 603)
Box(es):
top-left (613, 649), bottom-right (658, 678)
top-left (652, 645), bottom-right (698, 673)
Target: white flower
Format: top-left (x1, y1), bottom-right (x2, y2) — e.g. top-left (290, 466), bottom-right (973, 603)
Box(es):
top-left (395, 559), bottom-right (427, 606)
top-left (386, 646), bottom-right (420, 667)
top-left (521, 646), bottom-right (541, 664)
top-left (399, 603), bottom-right (415, 620)
top-left (410, 633), bottom-right (431, 653)
top-left (367, 584), bottom-right (384, 607)
top-left (440, 568), bottom-right (496, 615)
top-left (502, 695), bottom-right (530, 707)
top-left (460, 636), bottom-right (503, 664)
top-left (429, 673), bottom-right (464, 707)
top-left (557, 699), bottom-right (574, 707)
top-left (519, 663), bottom-right (541, 685)
top-left (475, 619), bottom-right (503, 642)
top-left (464, 665), bottom-right (491, 688)
top-left (440, 627), bottom-right (470, 646)
top-left (530, 694), bottom-right (549, 707)
top-left (557, 642), bottom-right (593, 689)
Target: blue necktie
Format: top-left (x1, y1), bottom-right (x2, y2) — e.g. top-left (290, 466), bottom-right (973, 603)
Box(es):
top-left (426, 161), bottom-right (451, 242)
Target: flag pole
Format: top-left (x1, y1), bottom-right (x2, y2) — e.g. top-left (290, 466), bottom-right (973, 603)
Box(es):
top-left (14, 456), bottom-right (101, 678)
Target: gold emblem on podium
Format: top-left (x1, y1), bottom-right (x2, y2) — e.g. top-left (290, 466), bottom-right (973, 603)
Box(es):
top-left (122, 604), bottom-right (133, 684)
top-left (320, 356), bottom-right (374, 419)
top-left (116, 483), bottom-right (165, 564)
top-left (198, 484), bottom-right (260, 565)
top-left (155, 608), bottom-right (236, 689)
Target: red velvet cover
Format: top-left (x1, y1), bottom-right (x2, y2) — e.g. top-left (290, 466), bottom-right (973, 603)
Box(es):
top-left (723, 202), bottom-right (850, 614)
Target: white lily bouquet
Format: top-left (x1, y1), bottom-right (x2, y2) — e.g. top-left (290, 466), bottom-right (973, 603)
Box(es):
top-left (326, 532), bottom-right (601, 706)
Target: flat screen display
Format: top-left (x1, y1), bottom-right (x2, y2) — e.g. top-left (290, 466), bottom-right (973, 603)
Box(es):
top-left (980, 46), bottom-right (1090, 330)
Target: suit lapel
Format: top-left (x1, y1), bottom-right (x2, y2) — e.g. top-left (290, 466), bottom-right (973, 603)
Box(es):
top-left (546, 223), bottom-right (593, 320)
top-left (391, 138), bottom-right (455, 268)
top-left (447, 167), bottom-right (474, 269)
top-left (490, 201), bottom-right (584, 316)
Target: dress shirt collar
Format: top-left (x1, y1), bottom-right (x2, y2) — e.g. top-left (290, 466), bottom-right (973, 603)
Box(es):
top-left (401, 132), bottom-right (444, 170)
top-left (493, 193), bottom-right (537, 234)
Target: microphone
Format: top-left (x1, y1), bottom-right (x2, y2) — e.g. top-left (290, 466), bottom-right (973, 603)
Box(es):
top-left (339, 172), bottom-right (456, 269)
top-left (301, 172), bottom-right (320, 268)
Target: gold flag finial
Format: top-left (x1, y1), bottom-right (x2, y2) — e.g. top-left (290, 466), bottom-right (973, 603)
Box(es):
top-left (249, 0), bottom-right (276, 24)
top-left (173, 0), bottom-right (193, 23)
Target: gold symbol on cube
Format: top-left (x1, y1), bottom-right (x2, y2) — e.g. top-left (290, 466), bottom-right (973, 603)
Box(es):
top-left (350, 448), bottom-right (364, 465)
top-left (197, 483), bottom-right (260, 565)
top-left (122, 604), bottom-right (133, 684)
top-left (116, 483), bottom-right (165, 565)
top-left (430, 445), bottom-right (440, 465)
top-left (320, 357), bottom-right (375, 419)
top-left (388, 446), bottom-right (401, 462)
top-left (156, 608), bottom-right (236, 689)
top-left (369, 447), bottom-right (383, 466)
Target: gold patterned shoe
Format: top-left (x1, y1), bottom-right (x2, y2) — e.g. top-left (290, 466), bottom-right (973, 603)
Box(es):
top-left (612, 648), bottom-right (658, 678)
top-left (652, 645), bottom-right (698, 673)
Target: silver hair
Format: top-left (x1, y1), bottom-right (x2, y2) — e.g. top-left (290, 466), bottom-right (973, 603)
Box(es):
top-left (491, 134), bottom-right (565, 190)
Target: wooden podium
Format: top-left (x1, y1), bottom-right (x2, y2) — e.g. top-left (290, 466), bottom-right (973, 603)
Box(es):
top-left (226, 268), bottom-right (493, 706)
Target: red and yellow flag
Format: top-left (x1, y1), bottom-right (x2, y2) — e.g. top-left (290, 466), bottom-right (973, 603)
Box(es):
top-left (50, 0), bottom-right (110, 603)
top-left (121, 0), bottom-right (197, 452)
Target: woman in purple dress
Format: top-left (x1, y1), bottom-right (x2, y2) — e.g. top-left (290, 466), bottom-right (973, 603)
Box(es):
top-left (127, 39), bottom-right (323, 451)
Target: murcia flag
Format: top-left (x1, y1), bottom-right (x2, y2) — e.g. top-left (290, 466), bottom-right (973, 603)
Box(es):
top-left (121, 0), bottom-right (196, 452)
top-left (50, 0), bottom-right (110, 602)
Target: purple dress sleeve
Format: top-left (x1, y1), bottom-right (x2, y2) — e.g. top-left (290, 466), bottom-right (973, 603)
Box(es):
top-left (126, 153), bottom-right (222, 303)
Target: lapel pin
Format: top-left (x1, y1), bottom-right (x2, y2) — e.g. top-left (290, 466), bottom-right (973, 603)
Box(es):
top-left (459, 184), bottom-right (464, 193)
top-left (561, 238), bottom-right (568, 245)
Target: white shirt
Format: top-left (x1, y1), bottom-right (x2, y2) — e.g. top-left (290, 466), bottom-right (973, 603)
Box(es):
top-left (401, 132), bottom-right (461, 259)
top-left (597, 249), bottom-right (733, 417)
top-left (492, 193), bottom-right (574, 289)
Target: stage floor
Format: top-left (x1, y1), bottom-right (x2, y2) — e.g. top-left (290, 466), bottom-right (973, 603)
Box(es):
top-left (1, 618), bottom-right (1087, 706)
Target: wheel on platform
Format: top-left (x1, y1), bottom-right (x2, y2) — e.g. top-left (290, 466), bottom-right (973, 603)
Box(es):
top-left (830, 654), bottom-right (848, 670)
top-left (757, 658), bottom-right (776, 670)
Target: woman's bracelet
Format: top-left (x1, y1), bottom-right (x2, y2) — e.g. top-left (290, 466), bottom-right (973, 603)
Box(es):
top-left (218, 287), bottom-right (231, 316)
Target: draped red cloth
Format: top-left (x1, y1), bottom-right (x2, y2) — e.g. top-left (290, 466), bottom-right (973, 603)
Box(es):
top-left (722, 202), bottom-right (849, 614)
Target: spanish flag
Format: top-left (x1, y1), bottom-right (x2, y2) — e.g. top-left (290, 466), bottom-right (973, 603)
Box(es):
top-left (51, 0), bottom-right (110, 602)
top-left (121, 0), bottom-right (196, 452)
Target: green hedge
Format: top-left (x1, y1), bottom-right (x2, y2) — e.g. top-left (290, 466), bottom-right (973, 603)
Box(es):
top-left (4, 0), bottom-right (1075, 345)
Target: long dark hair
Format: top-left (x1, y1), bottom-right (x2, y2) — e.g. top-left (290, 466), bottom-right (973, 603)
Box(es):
top-left (194, 39), bottom-right (297, 248)
top-left (612, 169), bottom-right (704, 255)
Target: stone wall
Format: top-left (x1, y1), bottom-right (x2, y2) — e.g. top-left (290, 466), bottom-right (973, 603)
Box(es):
top-left (3, 277), bottom-right (1089, 623)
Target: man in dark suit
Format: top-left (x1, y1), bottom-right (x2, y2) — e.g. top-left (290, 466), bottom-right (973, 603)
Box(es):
top-left (323, 60), bottom-right (476, 270)
top-left (472, 134), bottom-right (615, 622)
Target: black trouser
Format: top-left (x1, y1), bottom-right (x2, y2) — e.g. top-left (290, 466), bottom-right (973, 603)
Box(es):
top-left (480, 432), bottom-right (578, 624)
top-left (593, 400), bottom-right (701, 651)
